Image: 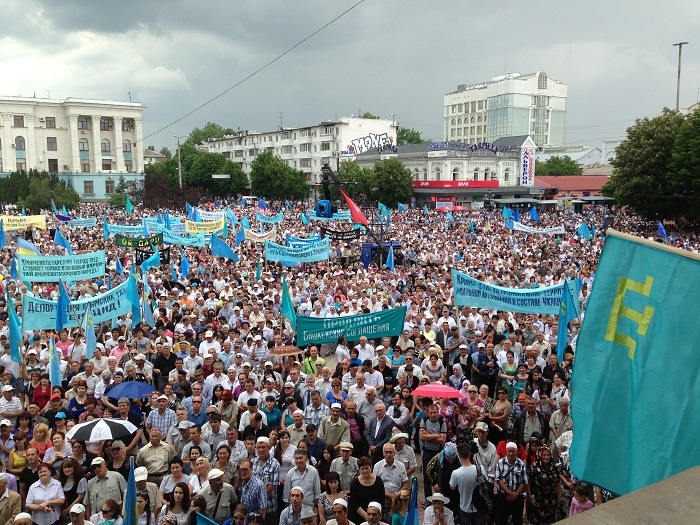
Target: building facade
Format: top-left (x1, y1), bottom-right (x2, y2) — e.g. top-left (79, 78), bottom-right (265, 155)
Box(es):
top-left (202, 116), bottom-right (398, 186)
top-left (0, 96), bottom-right (145, 200)
top-left (444, 72), bottom-right (567, 147)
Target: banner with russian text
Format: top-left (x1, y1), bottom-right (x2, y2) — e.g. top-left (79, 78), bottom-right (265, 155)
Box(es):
top-left (308, 210), bottom-right (351, 221)
top-left (256, 211), bottom-right (284, 224)
top-left (143, 217), bottom-right (185, 235)
top-left (136, 246), bottom-right (170, 266)
top-left (0, 214), bottom-right (47, 231)
top-left (197, 209), bottom-right (225, 221)
top-left (452, 269), bottom-right (565, 315)
top-left (265, 237), bottom-right (330, 263)
top-left (18, 250), bottom-right (106, 282)
top-left (106, 223), bottom-right (143, 236)
top-left (320, 226), bottom-right (361, 241)
top-left (244, 227), bottom-right (277, 244)
top-left (115, 233), bottom-right (164, 248)
top-left (185, 217), bottom-right (225, 234)
top-left (22, 278), bottom-right (133, 330)
top-left (512, 221), bottom-right (565, 235)
top-left (297, 306), bottom-right (407, 346)
top-left (153, 225), bottom-right (206, 247)
top-left (66, 217), bottom-right (98, 229)
top-left (286, 234), bottom-right (322, 248)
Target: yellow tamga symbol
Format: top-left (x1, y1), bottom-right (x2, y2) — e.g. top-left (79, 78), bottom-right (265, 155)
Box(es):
top-left (605, 276), bottom-right (655, 360)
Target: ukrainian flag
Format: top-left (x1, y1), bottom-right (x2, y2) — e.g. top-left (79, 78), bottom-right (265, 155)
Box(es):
top-left (17, 238), bottom-right (41, 256)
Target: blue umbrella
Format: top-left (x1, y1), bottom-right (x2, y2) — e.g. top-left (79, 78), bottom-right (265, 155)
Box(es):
top-left (107, 381), bottom-right (156, 400)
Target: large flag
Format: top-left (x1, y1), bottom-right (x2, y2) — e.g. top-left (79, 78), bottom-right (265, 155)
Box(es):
top-left (140, 248), bottom-right (161, 272)
top-left (0, 220), bottom-right (4, 249)
top-left (570, 231), bottom-right (700, 495)
top-left (339, 187), bottom-right (368, 227)
top-left (281, 277), bottom-right (297, 330)
top-left (126, 274), bottom-right (142, 326)
top-left (241, 215), bottom-right (250, 230)
top-left (556, 280), bottom-right (578, 361)
top-left (125, 197), bottom-right (134, 215)
top-left (164, 211), bottom-right (172, 230)
top-left (657, 220), bottom-right (668, 242)
top-left (529, 207), bottom-right (540, 223)
top-left (423, 204), bottom-right (429, 215)
top-left (53, 229), bottom-right (74, 256)
top-left (257, 197), bottom-right (268, 210)
top-left (301, 212), bottom-right (310, 225)
top-left (123, 461), bottom-right (138, 525)
top-left (17, 238), bottom-right (41, 256)
top-left (56, 280), bottom-right (71, 332)
top-left (116, 258), bottom-right (124, 278)
top-left (9, 256), bottom-right (18, 279)
top-left (234, 227), bottom-right (245, 247)
top-left (386, 245), bottom-right (395, 271)
top-left (186, 202), bottom-right (192, 214)
top-left (445, 211), bottom-right (454, 223)
top-left (82, 305), bottom-right (96, 360)
top-left (180, 253), bottom-right (190, 277)
top-left (513, 208), bottom-right (521, 222)
top-left (255, 255), bottom-right (262, 282)
top-left (378, 202), bottom-right (392, 218)
top-left (210, 234), bottom-right (239, 261)
top-left (103, 217), bottom-right (109, 241)
top-left (502, 206), bottom-right (513, 219)
top-left (48, 333), bottom-right (61, 387)
top-left (403, 477), bottom-right (419, 525)
top-left (577, 222), bottom-right (593, 240)
top-left (397, 203), bottom-right (407, 212)
top-left (7, 295), bottom-right (22, 364)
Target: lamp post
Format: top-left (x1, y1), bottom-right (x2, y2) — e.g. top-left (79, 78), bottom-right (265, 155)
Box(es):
top-left (487, 189), bottom-right (493, 211)
top-left (175, 135), bottom-right (187, 188)
top-left (673, 42), bottom-right (688, 111)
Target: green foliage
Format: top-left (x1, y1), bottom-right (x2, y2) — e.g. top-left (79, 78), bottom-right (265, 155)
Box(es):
top-left (535, 155), bottom-right (583, 175)
top-left (332, 161), bottom-right (374, 200)
top-left (0, 169), bottom-right (79, 212)
top-left (109, 193), bottom-right (127, 208)
top-left (250, 151), bottom-right (309, 199)
top-left (669, 108), bottom-right (700, 219)
top-left (371, 157), bottom-right (414, 207)
top-left (185, 122), bottom-right (236, 146)
top-left (397, 127), bottom-right (428, 145)
top-left (603, 108), bottom-right (686, 218)
top-left (159, 146), bottom-right (172, 159)
top-left (360, 112), bottom-right (380, 119)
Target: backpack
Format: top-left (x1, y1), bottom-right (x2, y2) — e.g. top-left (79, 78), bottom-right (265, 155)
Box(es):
top-left (472, 459), bottom-right (494, 514)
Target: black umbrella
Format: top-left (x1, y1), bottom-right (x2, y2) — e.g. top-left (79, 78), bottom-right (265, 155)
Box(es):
top-left (66, 418), bottom-right (137, 442)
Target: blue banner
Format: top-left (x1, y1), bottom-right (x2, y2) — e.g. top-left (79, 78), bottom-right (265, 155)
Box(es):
top-left (256, 210), bottom-right (284, 224)
top-left (452, 269), bottom-right (565, 315)
top-left (66, 217), bottom-right (97, 229)
top-left (285, 234), bottom-right (322, 248)
top-left (154, 225), bottom-right (206, 247)
top-left (297, 306), bottom-right (408, 346)
top-left (22, 278), bottom-right (133, 330)
top-left (18, 250), bottom-right (106, 282)
top-left (265, 237), bottom-right (330, 263)
top-left (308, 210), bottom-right (351, 221)
top-left (106, 223), bottom-right (143, 236)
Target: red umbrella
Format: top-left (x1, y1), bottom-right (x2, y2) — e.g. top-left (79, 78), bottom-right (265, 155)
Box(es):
top-left (412, 383), bottom-right (461, 399)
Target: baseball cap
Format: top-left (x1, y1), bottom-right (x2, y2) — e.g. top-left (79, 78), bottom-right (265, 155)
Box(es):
top-left (1, 385), bottom-right (13, 392)
top-left (134, 467), bottom-right (148, 482)
top-left (70, 504), bottom-right (86, 514)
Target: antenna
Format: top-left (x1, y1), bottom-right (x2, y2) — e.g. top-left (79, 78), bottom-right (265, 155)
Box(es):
top-left (129, 91), bottom-right (132, 102)
top-left (278, 111), bottom-right (283, 129)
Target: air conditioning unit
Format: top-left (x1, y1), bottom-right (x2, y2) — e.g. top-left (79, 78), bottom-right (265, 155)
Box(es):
top-left (39, 117), bottom-right (45, 122)
top-left (11, 144), bottom-right (15, 148)
top-left (109, 125), bottom-right (113, 130)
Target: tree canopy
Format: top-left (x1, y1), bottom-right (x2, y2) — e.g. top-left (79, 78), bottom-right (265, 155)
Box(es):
top-left (250, 151), bottom-right (310, 200)
top-left (360, 112), bottom-right (380, 119)
top-left (534, 155), bottom-right (582, 175)
top-left (669, 108), bottom-right (700, 219)
top-left (0, 169), bottom-right (79, 212)
top-left (397, 127), bottom-right (429, 145)
top-left (371, 157), bottom-right (414, 207)
top-left (185, 122), bottom-right (236, 146)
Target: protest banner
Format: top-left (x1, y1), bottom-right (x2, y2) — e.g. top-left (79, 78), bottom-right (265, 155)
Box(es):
top-left (18, 251), bottom-right (106, 282)
top-left (185, 217), bottom-right (225, 234)
top-left (197, 209), bottom-right (225, 221)
top-left (136, 246), bottom-right (170, 266)
top-left (0, 214), bottom-right (47, 230)
top-left (115, 233), bottom-right (164, 248)
top-left (308, 210), bottom-right (351, 221)
top-left (296, 306), bottom-right (407, 346)
top-left (286, 234), bottom-right (322, 248)
top-left (22, 279), bottom-right (133, 330)
top-left (265, 237), bottom-right (330, 263)
top-left (320, 226), bottom-right (361, 241)
top-left (66, 217), bottom-right (97, 229)
top-left (106, 223), bottom-right (143, 236)
top-left (244, 227), bottom-right (277, 243)
top-left (256, 210), bottom-right (284, 224)
top-left (154, 225), bottom-right (206, 247)
top-left (512, 221), bottom-right (565, 235)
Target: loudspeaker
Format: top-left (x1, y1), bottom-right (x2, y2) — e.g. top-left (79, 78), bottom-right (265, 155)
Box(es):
top-left (316, 200), bottom-right (332, 218)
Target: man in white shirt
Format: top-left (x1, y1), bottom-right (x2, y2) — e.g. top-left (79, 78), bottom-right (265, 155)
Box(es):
top-left (199, 331), bottom-right (221, 358)
top-left (347, 372), bottom-right (368, 405)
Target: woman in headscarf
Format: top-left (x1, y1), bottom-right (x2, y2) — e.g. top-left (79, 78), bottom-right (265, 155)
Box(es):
top-left (447, 364), bottom-right (466, 390)
top-left (424, 442), bottom-right (461, 518)
top-left (457, 380), bottom-right (471, 402)
top-left (527, 445), bottom-right (561, 524)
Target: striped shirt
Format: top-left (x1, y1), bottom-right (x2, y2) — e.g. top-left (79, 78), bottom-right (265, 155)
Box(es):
top-left (252, 455), bottom-right (280, 512)
top-left (146, 408), bottom-right (177, 433)
top-left (495, 457), bottom-right (529, 494)
top-left (303, 403), bottom-right (330, 427)
top-left (240, 475), bottom-right (268, 514)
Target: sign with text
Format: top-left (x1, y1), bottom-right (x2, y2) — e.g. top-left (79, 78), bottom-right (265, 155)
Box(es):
top-left (297, 306), bottom-right (407, 346)
top-left (265, 237), bottom-right (330, 263)
top-left (0, 214), bottom-right (47, 231)
top-left (413, 180), bottom-right (499, 189)
top-left (115, 233), bottom-right (164, 248)
top-left (185, 217), bottom-right (225, 234)
top-left (319, 226), bottom-right (361, 241)
top-left (18, 250), bottom-right (106, 282)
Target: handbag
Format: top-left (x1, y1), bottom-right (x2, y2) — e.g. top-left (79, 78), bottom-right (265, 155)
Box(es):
top-left (472, 458), bottom-right (494, 514)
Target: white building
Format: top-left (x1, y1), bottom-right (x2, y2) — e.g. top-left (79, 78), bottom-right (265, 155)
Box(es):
top-left (0, 96), bottom-right (145, 200)
top-left (202, 116), bottom-right (398, 186)
top-left (536, 146), bottom-right (603, 166)
top-left (444, 72), bottom-right (567, 147)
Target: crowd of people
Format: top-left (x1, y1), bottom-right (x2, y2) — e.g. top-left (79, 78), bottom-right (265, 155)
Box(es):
top-left (0, 197), bottom-right (697, 525)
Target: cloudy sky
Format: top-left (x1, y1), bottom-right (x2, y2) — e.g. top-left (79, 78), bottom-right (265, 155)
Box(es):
top-left (2, 0), bottom-right (699, 151)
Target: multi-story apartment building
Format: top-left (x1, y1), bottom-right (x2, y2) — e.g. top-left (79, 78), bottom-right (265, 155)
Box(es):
top-left (444, 71), bottom-right (567, 147)
top-left (0, 96), bottom-right (145, 200)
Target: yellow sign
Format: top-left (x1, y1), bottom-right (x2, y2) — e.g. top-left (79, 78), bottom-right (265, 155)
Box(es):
top-left (0, 214), bottom-right (47, 231)
top-left (185, 217), bottom-right (225, 234)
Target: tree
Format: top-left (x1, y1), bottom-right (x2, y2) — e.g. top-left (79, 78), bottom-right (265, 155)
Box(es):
top-left (669, 108), bottom-right (700, 219)
top-left (0, 169), bottom-right (80, 212)
top-left (250, 151), bottom-right (292, 198)
top-left (397, 127), bottom-right (429, 145)
top-left (535, 155), bottom-right (582, 176)
top-left (360, 112), bottom-right (380, 119)
top-left (159, 146), bottom-right (172, 159)
top-left (185, 122), bottom-right (236, 146)
top-left (603, 108), bottom-right (686, 218)
top-left (285, 169), bottom-right (311, 200)
top-left (332, 160), bottom-right (374, 201)
top-left (109, 176), bottom-right (129, 207)
top-left (371, 158), bottom-right (414, 207)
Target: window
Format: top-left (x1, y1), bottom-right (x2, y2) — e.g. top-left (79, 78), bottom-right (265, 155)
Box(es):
top-left (45, 117), bottom-right (56, 128)
top-left (300, 130), bottom-right (309, 138)
top-left (16, 160), bottom-right (26, 172)
top-left (78, 117), bottom-right (89, 129)
top-left (473, 168), bottom-right (480, 181)
top-left (452, 168), bottom-right (460, 181)
top-left (105, 180), bottom-right (115, 194)
top-left (423, 168), bottom-right (428, 181)
top-left (15, 136), bottom-right (25, 150)
top-left (101, 139), bottom-right (111, 153)
top-left (122, 119), bottom-right (132, 132)
top-left (282, 145), bottom-right (292, 154)
top-left (125, 162), bottom-right (133, 172)
top-left (434, 168), bottom-right (441, 180)
top-left (79, 138), bottom-right (89, 151)
top-left (122, 140), bottom-right (131, 152)
top-left (299, 143), bottom-right (310, 152)
top-left (48, 159), bottom-right (59, 173)
top-left (13, 115), bottom-right (24, 127)
top-left (538, 72), bottom-right (548, 90)
top-left (47, 137), bottom-right (58, 151)
top-left (478, 100), bottom-right (484, 110)
top-left (300, 158), bottom-right (311, 168)
top-left (100, 118), bottom-right (111, 131)
top-left (321, 142), bottom-right (331, 151)
top-left (504, 169), bottom-right (510, 182)
top-left (322, 126), bottom-right (334, 136)
top-left (83, 181), bottom-right (94, 194)
top-left (484, 168), bottom-right (491, 181)
top-left (103, 161), bottom-right (113, 172)
top-left (81, 162), bottom-right (91, 172)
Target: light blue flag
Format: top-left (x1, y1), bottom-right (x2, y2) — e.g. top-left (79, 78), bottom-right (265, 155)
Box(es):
top-left (301, 212), bottom-right (309, 225)
top-left (502, 206), bottom-right (513, 219)
top-left (445, 211), bottom-right (454, 223)
top-left (9, 256), bottom-right (18, 279)
top-left (513, 208), bottom-right (521, 222)
top-left (7, 295), bottom-right (22, 364)
top-left (397, 203), bottom-right (407, 211)
top-left (187, 206), bottom-right (196, 221)
top-left (226, 208), bottom-right (238, 225)
top-left (48, 334), bottom-right (62, 386)
top-left (82, 305), bottom-right (96, 360)
top-left (257, 197), bottom-right (268, 210)
top-left (62, 205), bottom-right (68, 216)
top-left (125, 197), bottom-right (134, 214)
top-left (123, 461), bottom-right (138, 525)
top-left (469, 218), bottom-right (476, 234)
top-left (386, 245), bottom-right (395, 271)
top-left (570, 231), bottom-right (700, 495)
top-left (577, 222), bottom-right (593, 239)
top-left (403, 477), bottom-right (419, 525)
top-left (195, 513), bottom-right (219, 525)
top-left (103, 217), bottom-right (109, 241)
top-left (180, 253), bottom-right (190, 278)
top-left (222, 217), bottom-right (228, 238)
top-left (285, 200), bottom-right (291, 208)
top-left (255, 256), bottom-right (262, 281)
top-left (193, 208), bottom-right (202, 222)
top-left (164, 212), bottom-right (172, 230)
top-left (241, 215), bottom-right (250, 229)
top-left (140, 248), bottom-right (161, 273)
top-left (505, 218), bottom-right (514, 230)
top-left (170, 263), bottom-right (177, 281)
top-left (423, 204), bottom-right (429, 214)
top-left (281, 277), bottom-right (297, 330)
top-left (529, 206), bottom-right (540, 223)
top-left (556, 279), bottom-right (578, 361)
top-left (126, 274), bottom-right (142, 326)
top-left (21, 206), bottom-right (25, 216)
top-left (116, 258), bottom-right (124, 278)
top-left (56, 280), bottom-right (71, 332)
top-left (0, 220), bottom-right (5, 250)
top-left (51, 198), bottom-right (58, 214)
top-left (657, 220), bottom-right (668, 242)
top-left (53, 229), bottom-right (74, 255)
top-left (142, 290), bottom-right (155, 327)
top-left (186, 202), bottom-right (192, 214)
top-left (378, 202), bottom-right (392, 217)
top-left (234, 227), bottom-right (245, 247)
top-left (210, 234), bottom-right (239, 261)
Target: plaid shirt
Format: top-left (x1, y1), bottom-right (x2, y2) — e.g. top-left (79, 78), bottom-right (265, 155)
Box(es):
top-left (252, 455), bottom-right (280, 512)
top-left (145, 407), bottom-right (177, 433)
top-left (303, 403), bottom-right (330, 427)
top-left (495, 457), bottom-right (529, 495)
top-left (240, 475), bottom-right (268, 514)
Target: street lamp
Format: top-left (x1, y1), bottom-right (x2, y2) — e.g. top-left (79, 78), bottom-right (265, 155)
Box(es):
top-left (487, 189), bottom-right (493, 210)
top-left (175, 135), bottom-right (187, 188)
top-left (673, 42), bottom-right (688, 111)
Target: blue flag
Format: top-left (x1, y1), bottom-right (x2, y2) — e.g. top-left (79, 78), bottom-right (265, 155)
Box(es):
top-left (469, 218), bottom-right (476, 234)
top-left (281, 277), bottom-right (297, 330)
top-left (386, 245), bottom-right (395, 271)
top-left (529, 207), bottom-right (540, 223)
top-left (502, 206), bottom-right (513, 219)
top-left (193, 208), bottom-right (202, 222)
top-left (222, 217), bottom-right (228, 238)
top-left (125, 197), bottom-right (134, 214)
top-left (53, 229), bottom-right (74, 255)
top-left (180, 253), bottom-right (190, 278)
top-left (445, 211), bottom-right (454, 223)
top-left (300, 212), bottom-right (309, 225)
top-left (513, 208), bottom-right (521, 222)
top-left (123, 461), bottom-right (138, 525)
top-left (255, 256), bottom-right (262, 282)
top-left (257, 197), bottom-right (268, 210)
top-left (140, 248), bottom-right (161, 273)
top-left (170, 263), bottom-right (177, 281)
top-left (9, 256), bottom-right (18, 279)
top-left (126, 274), bottom-right (142, 326)
top-left (403, 477), bottom-right (419, 525)
top-left (570, 231), bottom-right (700, 495)
top-left (210, 234), bottom-right (239, 261)
top-left (285, 200), bottom-right (291, 208)
top-left (578, 222), bottom-right (593, 239)
top-left (397, 203), bottom-right (407, 211)
top-left (82, 305), bottom-right (96, 360)
top-left (423, 204), bottom-right (429, 215)
top-left (48, 334), bottom-right (62, 386)
top-left (116, 258), bottom-right (124, 278)
top-left (241, 215), bottom-right (250, 229)
top-left (235, 227), bottom-right (245, 247)
top-left (7, 295), bottom-right (22, 364)
top-left (157, 212), bottom-right (163, 225)
top-left (21, 206), bottom-right (26, 216)
top-left (0, 220), bottom-right (5, 250)
top-left (61, 205), bottom-right (68, 216)
top-left (378, 202), bottom-right (392, 217)
top-left (142, 291), bottom-right (155, 327)
top-left (657, 220), bottom-right (668, 242)
top-left (556, 280), bottom-right (578, 362)
top-left (505, 218), bottom-right (514, 230)
top-left (56, 280), bottom-right (71, 332)
top-left (51, 198), bottom-right (58, 214)
top-left (103, 217), bottom-right (109, 241)
top-left (164, 211), bottom-right (172, 230)
top-left (186, 202), bottom-right (192, 214)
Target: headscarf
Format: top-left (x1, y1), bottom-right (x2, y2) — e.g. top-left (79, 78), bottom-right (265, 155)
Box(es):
top-left (158, 513), bottom-right (179, 525)
top-left (439, 441), bottom-right (458, 467)
top-left (458, 379), bottom-right (471, 400)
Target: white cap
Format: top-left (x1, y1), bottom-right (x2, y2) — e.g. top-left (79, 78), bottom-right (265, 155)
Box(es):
top-left (14, 512), bottom-right (32, 522)
top-left (134, 466), bottom-right (148, 481)
top-left (506, 441), bottom-right (518, 450)
top-left (332, 498), bottom-right (348, 508)
top-left (293, 409), bottom-right (304, 416)
top-left (0, 419), bottom-right (11, 427)
top-left (205, 330), bottom-right (214, 338)
top-left (207, 468), bottom-right (225, 481)
top-left (256, 436), bottom-right (270, 445)
top-left (91, 457), bottom-right (106, 466)
top-left (331, 402), bottom-right (342, 410)
top-left (1, 385), bottom-right (14, 392)
top-left (70, 504), bottom-right (86, 514)
top-left (367, 502), bottom-right (382, 512)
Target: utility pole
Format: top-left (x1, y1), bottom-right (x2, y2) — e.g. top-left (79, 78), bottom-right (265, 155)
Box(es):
top-left (175, 135), bottom-right (186, 188)
top-left (673, 42), bottom-right (688, 111)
